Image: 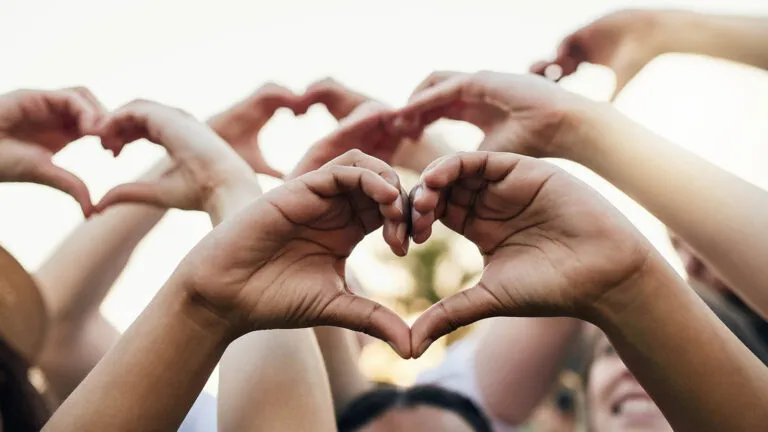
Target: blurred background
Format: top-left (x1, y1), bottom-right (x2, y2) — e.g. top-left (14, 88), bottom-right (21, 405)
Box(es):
top-left (1, 0), bottom-right (767, 397)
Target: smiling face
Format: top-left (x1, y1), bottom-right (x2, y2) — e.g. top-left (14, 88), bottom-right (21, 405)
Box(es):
top-left (586, 331), bottom-right (672, 432)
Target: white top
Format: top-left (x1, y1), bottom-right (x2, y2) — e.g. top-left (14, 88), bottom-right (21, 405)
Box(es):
top-left (415, 336), bottom-right (519, 432)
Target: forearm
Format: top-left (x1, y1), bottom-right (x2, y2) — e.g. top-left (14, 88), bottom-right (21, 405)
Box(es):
top-left (218, 329), bottom-right (336, 432)
top-left (570, 104), bottom-right (768, 318)
top-left (314, 326), bottom-right (373, 411)
top-left (43, 280), bottom-right (232, 432)
top-left (656, 10), bottom-right (768, 71)
top-left (36, 159), bottom-right (170, 324)
top-left (475, 317), bottom-right (582, 425)
top-left (590, 258), bottom-right (768, 431)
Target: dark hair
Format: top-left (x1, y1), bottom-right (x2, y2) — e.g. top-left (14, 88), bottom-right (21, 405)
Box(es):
top-left (337, 384), bottom-right (492, 432)
top-left (0, 337), bottom-right (50, 431)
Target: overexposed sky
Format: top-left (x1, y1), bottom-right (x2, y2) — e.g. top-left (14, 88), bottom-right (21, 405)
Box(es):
top-left (2, 0), bottom-right (768, 389)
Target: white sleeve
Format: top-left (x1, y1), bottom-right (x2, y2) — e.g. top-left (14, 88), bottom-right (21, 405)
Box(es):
top-left (415, 336), bottom-right (520, 432)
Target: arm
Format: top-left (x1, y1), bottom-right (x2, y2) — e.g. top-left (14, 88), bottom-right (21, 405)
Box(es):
top-left (407, 151), bottom-right (768, 432)
top-left (218, 330), bottom-right (336, 431)
top-left (592, 254), bottom-right (768, 431)
top-left (42, 276), bottom-right (234, 432)
top-left (531, 10), bottom-right (768, 100)
top-left (567, 103), bottom-right (768, 318)
top-left (656, 10), bottom-right (768, 71)
top-left (474, 318), bottom-right (582, 425)
top-left (312, 326), bottom-right (373, 411)
top-left (36, 160), bottom-right (168, 401)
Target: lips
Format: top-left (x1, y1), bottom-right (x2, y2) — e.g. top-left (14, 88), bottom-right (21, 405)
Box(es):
top-left (611, 393), bottom-right (657, 416)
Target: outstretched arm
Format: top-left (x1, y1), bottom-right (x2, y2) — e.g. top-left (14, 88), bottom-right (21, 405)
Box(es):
top-left (569, 103), bottom-right (768, 318)
top-left (36, 161), bottom-right (168, 401)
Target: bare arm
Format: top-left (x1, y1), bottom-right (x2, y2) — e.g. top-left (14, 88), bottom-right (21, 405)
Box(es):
top-left (566, 104), bottom-right (768, 318)
top-left (474, 318), bottom-right (581, 425)
top-left (657, 10), bottom-right (768, 71)
top-left (218, 330), bottom-right (336, 432)
top-left (592, 256), bottom-right (768, 431)
top-left (36, 160), bottom-right (169, 400)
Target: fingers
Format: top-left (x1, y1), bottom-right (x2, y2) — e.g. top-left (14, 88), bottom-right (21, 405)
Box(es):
top-left (410, 281), bottom-right (504, 358)
top-left (30, 159), bottom-right (94, 217)
top-left (300, 78), bottom-right (370, 119)
top-left (93, 178), bottom-right (180, 213)
top-left (320, 293), bottom-right (412, 358)
top-left (301, 165), bottom-right (399, 205)
top-left (420, 151), bottom-right (522, 190)
top-left (322, 150), bottom-right (409, 255)
top-left (410, 70), bottom-right (463, 98)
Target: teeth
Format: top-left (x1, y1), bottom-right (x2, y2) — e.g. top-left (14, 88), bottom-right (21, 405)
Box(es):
top-left (619, 399), bottom-right (657, 415)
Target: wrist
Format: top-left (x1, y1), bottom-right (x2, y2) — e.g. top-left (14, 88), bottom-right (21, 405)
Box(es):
top-left (203, 172), bottom-right (262, 225)
top-left (582, 252), bottom-right (684, 329)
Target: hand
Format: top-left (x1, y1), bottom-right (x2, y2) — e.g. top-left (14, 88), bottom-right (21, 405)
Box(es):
top-left (408, 152), bottom-right (654, 357)
top-left (298, 77), bottom-right (371, 120)
top-left (290, 78), bottom-right (429, 178)
top-left (172, 150), bottom-right (412, 357)
top-left (530, 9), bottom-right (666, 101)
top-left (394, 71), bottom-right (589, 160)
top-left (0, 88), bottom-right (108, 216)
top-left (95, 100), bottom-right (259, 220)
top-left (207, 83), bottom-right (302, 178)
top-left (289, 99), bottom-right (409, 178)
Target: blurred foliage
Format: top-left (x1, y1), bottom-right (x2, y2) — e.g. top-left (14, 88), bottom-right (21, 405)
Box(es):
top-left (376, 230), bottom-right (479, 346)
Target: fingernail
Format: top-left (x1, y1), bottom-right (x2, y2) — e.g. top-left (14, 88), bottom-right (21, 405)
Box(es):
top-left (416, 339), bottom-right (434, 359)
top-left (393, 196), bottom-right (404, 216)
top-left (412, 186), bottom-right (424, 204)
top-left (411, 208), bottom-right (422, 228)
top-left (396, 223), bottom-right (407, 253)
top-left (387, 341), bottom-right (404, 359)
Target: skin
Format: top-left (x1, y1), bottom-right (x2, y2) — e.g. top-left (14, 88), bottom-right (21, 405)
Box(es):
top-left (407, 151), bottom-right (768, 431)
top-left (531, 9), bottom-right (768, 100)
top-left (42, 100), bottom-right (411, 431)
top-left (587, 330), bottom-right (672, 432)
top-left (0, 87), bottom-right (110, 216)
top-left (395, 70), bottom-right (768, 319)
top-left (34, 83), bottom-right (301, 402)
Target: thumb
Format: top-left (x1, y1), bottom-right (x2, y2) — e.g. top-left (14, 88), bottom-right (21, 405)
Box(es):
top-left (410, 281), bottom-right (504, 358)
top-left (320, 293), bottom-right (412, 359)
top-left (32, 161), bottom-right (94, 218)
top-left (258, 163), bottom-right (285, 180)
top-left (94, 181), bottom-right (167, 213)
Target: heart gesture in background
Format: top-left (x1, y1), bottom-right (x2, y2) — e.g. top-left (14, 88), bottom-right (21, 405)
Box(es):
top-left (0, 88), bottom-right (111, 217)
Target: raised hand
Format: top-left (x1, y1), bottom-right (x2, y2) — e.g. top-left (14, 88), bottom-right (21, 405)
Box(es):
top-left (0, 88), bottom-right (108, 216)
top-left (408, 152), bottom-right (654, 357)
top-left (207, 83), bottom-right (302, 178)
top-left (289, 78), bottom-right (424, 178)
top-left (394, 70), bottom-right (590, 161)
top-left (172, 150), bottom-right (412, 357)
top-left (530, 10), bottom-right (665, 101)
top-left (95, 99), bottom-right (259, 220)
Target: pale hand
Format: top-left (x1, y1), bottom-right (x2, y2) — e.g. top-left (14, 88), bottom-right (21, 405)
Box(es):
top-left (408, 152), bottom-right (654, 357)
top-left (394, 71), bottom-right (589, 160)
top-left (208, 83), bottom-right (302, 178)
top-left (172, 150), bottom-right (412, 357)
top-left (0, 88), bottom-right (108, 216)
top-left (530, 9), bottom-right (665, 101)
top-left (95, 100), bottom-right (258, 215)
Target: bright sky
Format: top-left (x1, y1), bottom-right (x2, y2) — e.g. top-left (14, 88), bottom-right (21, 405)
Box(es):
top-left (1, 0), bottom-right (768, 392)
